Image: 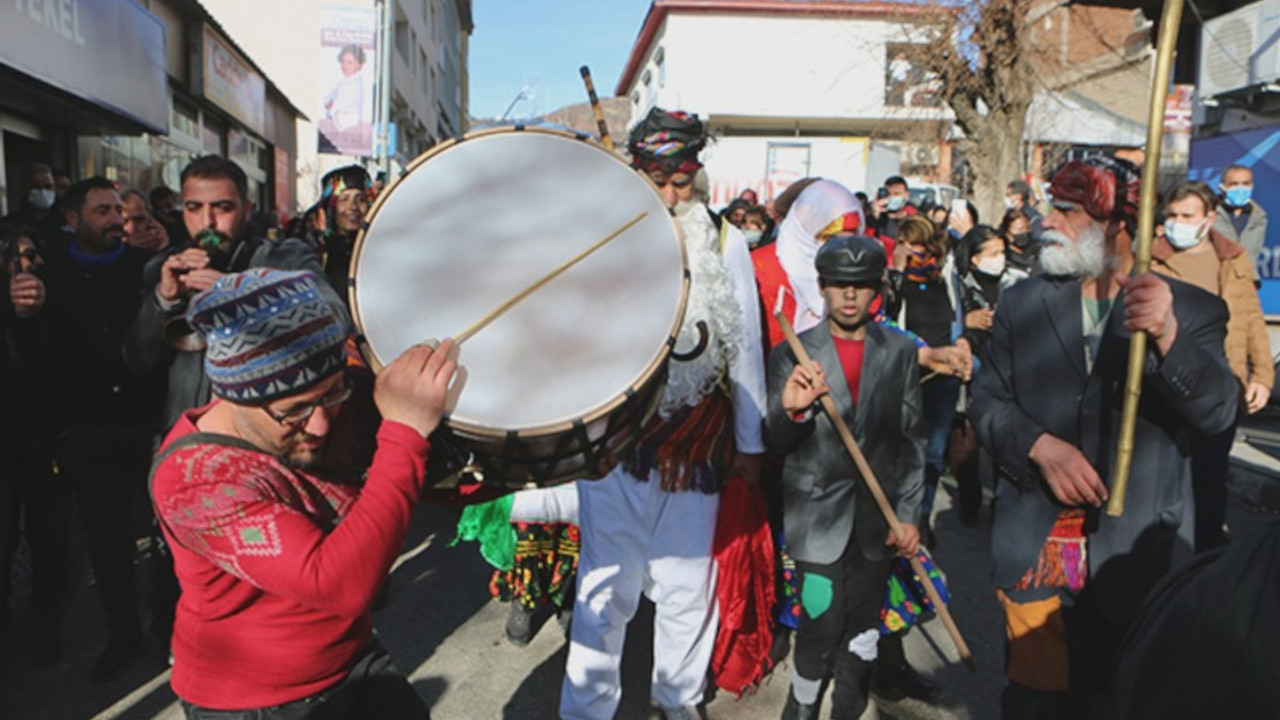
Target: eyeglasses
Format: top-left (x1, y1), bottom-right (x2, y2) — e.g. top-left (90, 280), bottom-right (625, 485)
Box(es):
top-left (263, 382), bottom-right (353, 428)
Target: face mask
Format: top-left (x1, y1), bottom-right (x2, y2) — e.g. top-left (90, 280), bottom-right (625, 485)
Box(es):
top-left (885, 195), bottom-right (907, 212)
top-left (976, 254), bottom-right (1006, 276)
top-left (1164, 219), bottom-right (1206, 250)
top-left (1011, 232), bottom-right (1033, 249)
top-left (742, 229), bottom-right (763, 248)
top-left (1004, 196), bottom-right (1018, 210)
top-left (27, 188), bottom-right (55, 210)
top-left (1223, 186), bottom-right (1252, 207)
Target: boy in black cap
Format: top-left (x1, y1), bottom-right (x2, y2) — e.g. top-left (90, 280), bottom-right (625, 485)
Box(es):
top-left (766, 234), bottom-right (925, 720)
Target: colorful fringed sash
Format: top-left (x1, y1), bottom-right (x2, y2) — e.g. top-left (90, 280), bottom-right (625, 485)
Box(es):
top-left (624, 389), bottom-right (734, 493)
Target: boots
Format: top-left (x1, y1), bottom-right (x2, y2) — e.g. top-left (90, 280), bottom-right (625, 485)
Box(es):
top-left (780, 691), bottom-right (820, 720)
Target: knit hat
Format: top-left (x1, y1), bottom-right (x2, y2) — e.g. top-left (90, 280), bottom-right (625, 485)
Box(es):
top-left (320, 165), bottom-right (372, 201)
top-left (628, 107), bottom-right (707, 175)
top-left (186, 269), bottom-right (347, 405)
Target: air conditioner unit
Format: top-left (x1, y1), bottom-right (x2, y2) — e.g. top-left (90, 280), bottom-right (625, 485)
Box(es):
top-left (908, 144), bottom-right (939, 166)
top-left (1200, 0), bottom-right (1280, 98)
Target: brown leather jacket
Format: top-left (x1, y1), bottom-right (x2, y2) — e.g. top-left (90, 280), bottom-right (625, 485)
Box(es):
top-left (1152, 228), bottom-right (1274, 395)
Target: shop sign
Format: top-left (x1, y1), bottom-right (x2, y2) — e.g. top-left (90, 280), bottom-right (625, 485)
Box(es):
top-left (203, 25), bottom-right (266, 135)
top-left (0, 0), bottom-right (168, 133)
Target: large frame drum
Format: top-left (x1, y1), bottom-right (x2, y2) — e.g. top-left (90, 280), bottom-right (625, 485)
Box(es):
top-left (349, 126), bottom-right (688, 492)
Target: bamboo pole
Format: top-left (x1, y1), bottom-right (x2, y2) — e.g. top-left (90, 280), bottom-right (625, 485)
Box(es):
top-left (1107, 0), bottom-right (1185, 517)
top-left (579, 66), bottom-right (614, 150)
top-left (455, 212), bottom-right (647, 344)
top-left (776, 311), bottom-right (975, 670)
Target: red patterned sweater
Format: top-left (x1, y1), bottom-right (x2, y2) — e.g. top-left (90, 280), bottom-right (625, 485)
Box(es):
top-left (151, 406), bottom-right (430, 710)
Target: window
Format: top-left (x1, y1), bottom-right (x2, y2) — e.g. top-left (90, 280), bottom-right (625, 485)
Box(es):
top-left (171, 97), bottom-right (199, 142)
top-left (655, 46), bottom-right (665, 87)
top-left (395, 14), bottom-right (410, 62)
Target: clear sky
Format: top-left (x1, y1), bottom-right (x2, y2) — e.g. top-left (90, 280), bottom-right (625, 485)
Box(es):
top-left (469, 0), bottom-right (655, 121)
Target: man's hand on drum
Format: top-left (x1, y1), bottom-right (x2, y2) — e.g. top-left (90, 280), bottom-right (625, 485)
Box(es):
top-left (375, 338), bottom-right (459, 438)
top-left (158, 248), bottom-right (223, 303)
top-left (729, 452), bottom-right (764, 486)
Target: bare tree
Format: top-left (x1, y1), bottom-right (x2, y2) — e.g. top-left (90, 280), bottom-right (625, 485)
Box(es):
top-left (898, 1), bottom-right (1152, 221)
top-left (903, 0), bottom-right (1039, 221)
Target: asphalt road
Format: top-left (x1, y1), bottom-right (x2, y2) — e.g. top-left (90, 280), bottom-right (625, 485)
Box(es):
top-left (4, 468), bottom-right (1275, 720)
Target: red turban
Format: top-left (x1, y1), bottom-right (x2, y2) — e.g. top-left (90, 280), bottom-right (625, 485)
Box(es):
top-left (1048, 157), bottom-right (1142, 223)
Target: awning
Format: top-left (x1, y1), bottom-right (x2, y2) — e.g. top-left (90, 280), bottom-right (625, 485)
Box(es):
top-left (1025, 89), bottom-right (1148, 147)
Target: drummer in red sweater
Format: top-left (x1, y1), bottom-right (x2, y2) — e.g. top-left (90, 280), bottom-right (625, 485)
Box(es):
top-left (150, 268), bottom-right (457, 719)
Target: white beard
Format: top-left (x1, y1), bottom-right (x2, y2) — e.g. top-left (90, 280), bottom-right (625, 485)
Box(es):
top-left (1039, 222), bottom-right (1107, 278)
top-left (660, 202), bottom-right (743, 418)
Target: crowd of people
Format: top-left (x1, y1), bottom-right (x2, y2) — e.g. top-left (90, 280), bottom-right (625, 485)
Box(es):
top-left (1, 104), bottom-right (1275, 720)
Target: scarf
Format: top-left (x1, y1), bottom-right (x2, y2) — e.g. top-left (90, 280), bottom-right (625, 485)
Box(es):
top-left (776, 180), bottom-right (861, 332)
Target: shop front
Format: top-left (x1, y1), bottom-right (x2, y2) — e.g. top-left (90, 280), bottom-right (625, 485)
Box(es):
top-left (0, 0), bottom-right (167, 214)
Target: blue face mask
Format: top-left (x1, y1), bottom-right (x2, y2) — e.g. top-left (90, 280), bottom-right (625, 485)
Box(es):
top-left (1223, 186), bottom-right (1252, 207)
top-left (886, 195), bottom-right (908, 212)
top-left (742, 229), bottom-right (763, 247)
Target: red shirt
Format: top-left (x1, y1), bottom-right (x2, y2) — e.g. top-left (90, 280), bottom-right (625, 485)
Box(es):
top-left (833, 336), bottom-right (866, 405)
top-left (151, 406), bottom-right (430, 710)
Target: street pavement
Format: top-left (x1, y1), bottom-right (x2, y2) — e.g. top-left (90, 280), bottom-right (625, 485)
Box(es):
top-left (3, 465), bottom-right (1276, 720)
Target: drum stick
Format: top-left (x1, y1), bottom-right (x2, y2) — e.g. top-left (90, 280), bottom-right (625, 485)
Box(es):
top-left (579, 66), bottom-right (613, 150)
top-left (776, 311), bottom-right (976, 671)
top-left (455, 211), bottom-right (648, 345)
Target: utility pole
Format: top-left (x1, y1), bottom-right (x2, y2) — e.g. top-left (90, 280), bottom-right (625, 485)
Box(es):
top-left (377, 0), bottom-right (393, 178)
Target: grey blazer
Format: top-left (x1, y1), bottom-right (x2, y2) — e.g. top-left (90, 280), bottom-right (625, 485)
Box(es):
top-left (766, 321), bottom-right (925, 565)
top-left (970, 275), bottom-right (1238, 625)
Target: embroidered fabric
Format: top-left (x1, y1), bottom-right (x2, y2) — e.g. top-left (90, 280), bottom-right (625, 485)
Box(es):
top-left (660, 203), bottom-right (743, 418)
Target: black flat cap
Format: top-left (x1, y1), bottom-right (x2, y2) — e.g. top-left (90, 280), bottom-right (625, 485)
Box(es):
top-left (815, 234), bottom-right (886, 284)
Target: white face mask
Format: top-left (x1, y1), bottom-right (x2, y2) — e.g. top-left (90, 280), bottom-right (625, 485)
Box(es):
top-left (1004, 196), bottom-right (1018, 210)
top-left (885, 195), bottom-right (907, 212)
top-left (976, 254), bottom-right (1006, 276)
top-left (27, 188), bottom-right (55, 210)
top-left (742, 229), bottom-right (763, 248)
top-left (1164, 219), bottom-right (1206, 250)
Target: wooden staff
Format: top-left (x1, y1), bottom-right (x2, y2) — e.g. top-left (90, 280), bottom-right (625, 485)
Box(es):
top-left (455, 212), bottom-right (647, 344)
top-left (777, 310), bottom-right (975, 670)
top-left (1107, 0), bottom-right (1185, 518)
top-left (579, 66), bottom-right (614, 150)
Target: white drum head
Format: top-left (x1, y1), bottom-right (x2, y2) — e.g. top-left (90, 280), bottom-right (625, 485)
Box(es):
top-left (351, 127), bottom-right (686, 436)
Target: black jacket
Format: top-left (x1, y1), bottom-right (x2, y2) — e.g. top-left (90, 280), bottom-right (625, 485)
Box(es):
top-left (10, 235), bottom-right (163, 433)
top-left (970, 274), bottom-right (1238, 625)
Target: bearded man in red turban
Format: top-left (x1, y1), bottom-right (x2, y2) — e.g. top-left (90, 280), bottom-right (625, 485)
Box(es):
top-left (968, 156), bottom-right (1239, 718)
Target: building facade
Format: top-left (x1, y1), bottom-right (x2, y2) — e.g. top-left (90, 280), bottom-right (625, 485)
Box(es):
top-left (203, 0), bottom-right (472, 211)
top-left (615, 0), bottom-right (953, 205)
top-left (0, 0), bottom-right (303, 220)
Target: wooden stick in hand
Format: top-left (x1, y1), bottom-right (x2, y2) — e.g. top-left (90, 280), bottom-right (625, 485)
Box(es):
top-left (776, 311), bottom-right (976, 671)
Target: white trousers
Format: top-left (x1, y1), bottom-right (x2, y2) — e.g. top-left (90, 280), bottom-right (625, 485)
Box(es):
top-left (514, 467), bottom-right (720, 719)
